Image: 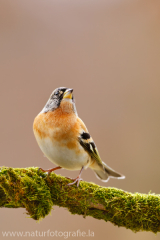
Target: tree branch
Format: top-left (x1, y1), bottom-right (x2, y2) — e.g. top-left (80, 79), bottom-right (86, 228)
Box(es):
top-left (0, 167), bottom-right (160, 233)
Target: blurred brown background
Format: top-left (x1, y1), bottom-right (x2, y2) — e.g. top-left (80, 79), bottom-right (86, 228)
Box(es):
top-left (0, 0), bottom-right (160, 239)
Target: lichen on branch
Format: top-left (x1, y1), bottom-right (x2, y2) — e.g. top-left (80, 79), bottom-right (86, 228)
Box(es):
top-left (0, 167), bottom-right (160, 233)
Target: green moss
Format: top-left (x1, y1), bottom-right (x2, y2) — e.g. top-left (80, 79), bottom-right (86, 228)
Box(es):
top-left (0, 167), bottom-right (53, 220)
top-left (0, 167), bottom-right (160, 233)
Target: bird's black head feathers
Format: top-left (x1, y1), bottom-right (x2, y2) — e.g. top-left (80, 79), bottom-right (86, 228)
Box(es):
top-left (41, 87), bottom-right (77, 114)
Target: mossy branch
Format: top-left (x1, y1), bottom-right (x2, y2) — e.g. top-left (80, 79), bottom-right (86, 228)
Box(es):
top-left (0, 167), bottom-right (160, 233)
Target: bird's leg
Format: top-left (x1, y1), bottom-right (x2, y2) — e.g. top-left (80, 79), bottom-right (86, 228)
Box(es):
top-left (67, 166), bottom-right (84, 187)
top-left (38, 166), bottom-right (62, 175)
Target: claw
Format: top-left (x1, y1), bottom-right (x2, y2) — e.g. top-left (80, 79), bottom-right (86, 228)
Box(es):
top-left (67, 177), bottom-right (83, 187)
top-left (66, 166), bottom-right (84, 187)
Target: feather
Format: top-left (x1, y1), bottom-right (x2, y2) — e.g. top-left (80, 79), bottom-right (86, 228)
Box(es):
top-left (78, 135), bottom-right (102, 165)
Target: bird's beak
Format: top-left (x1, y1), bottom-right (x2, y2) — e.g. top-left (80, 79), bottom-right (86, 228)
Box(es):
top-left (63, 89), bottom-right (73, 99)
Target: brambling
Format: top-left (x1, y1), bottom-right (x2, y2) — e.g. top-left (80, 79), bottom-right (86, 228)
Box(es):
top-left (33, 87), bottom-right (125, 186)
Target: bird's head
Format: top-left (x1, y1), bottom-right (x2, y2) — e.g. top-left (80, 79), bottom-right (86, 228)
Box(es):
top-left (41, 87), bottom-right (77, 114)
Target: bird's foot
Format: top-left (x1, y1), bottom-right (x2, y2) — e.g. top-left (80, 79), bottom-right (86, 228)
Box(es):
top-left (66, 176), bottom-right (83, 187)
top-left (38, 166), bottom-right (62, 175)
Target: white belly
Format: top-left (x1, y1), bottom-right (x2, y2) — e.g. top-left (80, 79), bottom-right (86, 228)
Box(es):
top-left (35, 135), bottom-right (90, 170)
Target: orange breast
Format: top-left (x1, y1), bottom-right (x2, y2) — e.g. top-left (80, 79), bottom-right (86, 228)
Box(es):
top-left (33, 107), bottom-right (82, 152)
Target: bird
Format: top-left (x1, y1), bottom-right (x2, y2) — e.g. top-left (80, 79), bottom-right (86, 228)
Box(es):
top-left (33, 87), bottom-right (125, 187)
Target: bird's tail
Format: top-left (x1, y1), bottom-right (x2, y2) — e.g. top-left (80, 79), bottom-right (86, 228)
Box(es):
top-left (91, 161), bottom-right (125, 182)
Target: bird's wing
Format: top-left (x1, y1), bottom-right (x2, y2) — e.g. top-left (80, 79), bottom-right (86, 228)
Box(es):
top-left (77, 118), bottom-right (103, 165)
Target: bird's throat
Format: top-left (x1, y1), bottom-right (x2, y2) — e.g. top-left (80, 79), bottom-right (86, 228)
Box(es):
top-left (60, 100), bottom-right (74, 114)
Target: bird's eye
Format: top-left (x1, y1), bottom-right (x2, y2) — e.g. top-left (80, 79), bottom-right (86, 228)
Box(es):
top-left (55, 91), bottom-right (59, 95)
